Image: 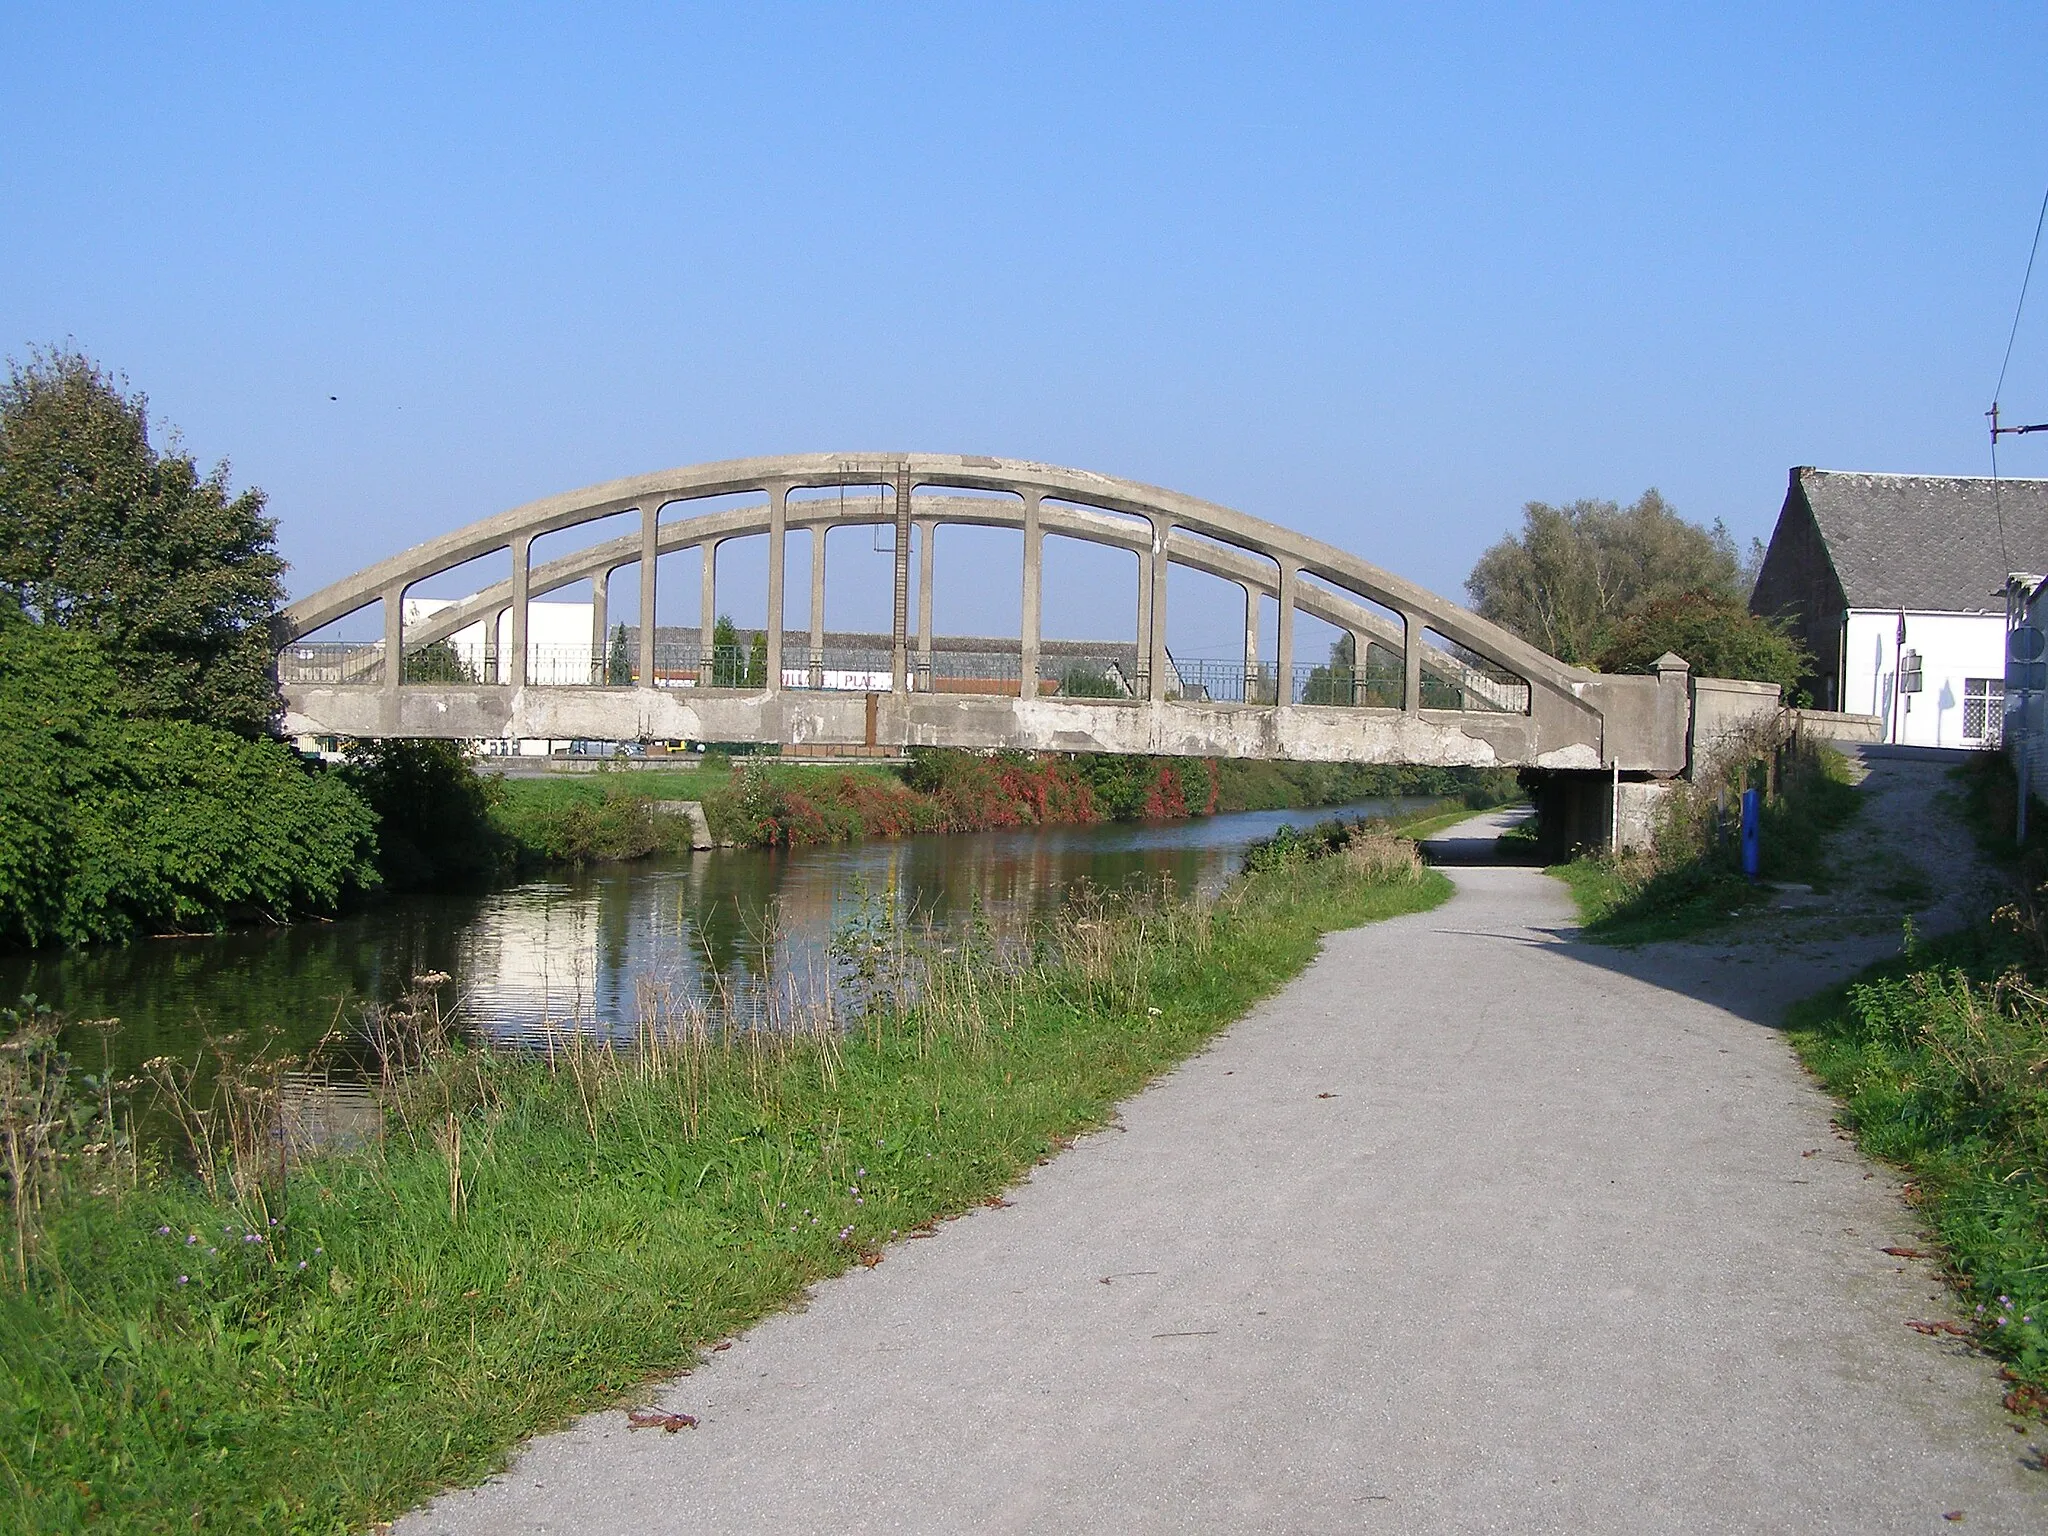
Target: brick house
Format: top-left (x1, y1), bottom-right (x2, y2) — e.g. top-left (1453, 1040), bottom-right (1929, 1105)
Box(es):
top-left (1749, 467), bottom-right (2048, 745)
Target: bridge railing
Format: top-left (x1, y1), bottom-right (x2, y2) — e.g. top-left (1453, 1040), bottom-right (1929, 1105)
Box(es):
top-left (1170, 659), bottom-right (1407, 708)
top-left (279, 641), bottom-right (384, 686)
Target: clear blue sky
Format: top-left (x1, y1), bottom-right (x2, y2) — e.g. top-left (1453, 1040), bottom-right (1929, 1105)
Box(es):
top-left (6, 4), bottom-right (2048, 660)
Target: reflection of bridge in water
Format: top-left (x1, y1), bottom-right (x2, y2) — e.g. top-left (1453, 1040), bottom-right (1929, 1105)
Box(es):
top-left (282, 454), bottom-right (1720, 799)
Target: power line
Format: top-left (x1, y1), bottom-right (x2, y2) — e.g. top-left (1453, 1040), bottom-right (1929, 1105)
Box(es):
top-left (1988, 182), bottom-right (2048, 575)
top-left (1994, 183), bottom-right (2048, 409)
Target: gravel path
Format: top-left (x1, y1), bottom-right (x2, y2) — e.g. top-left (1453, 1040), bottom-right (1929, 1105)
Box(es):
top-left (398, 785), bottom-right (2047, 1534)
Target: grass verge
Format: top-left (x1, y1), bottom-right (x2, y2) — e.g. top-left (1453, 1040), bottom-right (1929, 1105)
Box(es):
top-left (1785, 922), bottom-right (2048, 1416)
top-left (1550, 734), bottom-right (1859, 945)
top-left (1, 852), bottom-right (1449, 1533)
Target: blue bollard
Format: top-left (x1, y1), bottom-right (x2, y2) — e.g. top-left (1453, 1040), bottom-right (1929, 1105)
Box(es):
top-left (1740, 787), bottom-right (1761, 881)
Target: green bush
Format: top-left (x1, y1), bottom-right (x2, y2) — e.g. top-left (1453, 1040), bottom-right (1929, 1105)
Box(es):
top-left (1592, 591), bottom-right (1808, 697)
top-left (0, 606), bottom-right (378, 946)
top-left (342, 740), bottom-right (512, 889)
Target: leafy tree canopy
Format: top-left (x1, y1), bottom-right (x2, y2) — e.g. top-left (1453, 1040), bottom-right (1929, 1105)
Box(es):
top-left (1465, 490), bottom-right (1745, 665)
top-left (1591, 592), bottom-right (1808, 697)
top-left (0, 347), bottom-right (286, 736)
top-left (0, 602), bottom-right (376, 947)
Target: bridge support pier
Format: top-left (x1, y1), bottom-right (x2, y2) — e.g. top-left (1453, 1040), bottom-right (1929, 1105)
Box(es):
top-left (1522, 769), bottom-right (1677, 859)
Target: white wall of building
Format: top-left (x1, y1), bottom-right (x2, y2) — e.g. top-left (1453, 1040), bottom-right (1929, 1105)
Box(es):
top-left (1840, 608), bottom-right (2006, 747)
top-left (401, 598), bottom-right (595, 686)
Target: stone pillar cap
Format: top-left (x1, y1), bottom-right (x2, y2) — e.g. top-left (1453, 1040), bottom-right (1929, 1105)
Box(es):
top-left (1652, 651), bottom-right (1692, 676)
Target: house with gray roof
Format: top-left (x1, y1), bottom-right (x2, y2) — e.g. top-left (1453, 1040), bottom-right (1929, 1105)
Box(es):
top-left (1749, 466), bottom-right (2048, 745)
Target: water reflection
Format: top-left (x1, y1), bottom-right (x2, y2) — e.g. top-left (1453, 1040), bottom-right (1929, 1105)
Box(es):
top-left (1, 798), bottom-right (1433, 1076)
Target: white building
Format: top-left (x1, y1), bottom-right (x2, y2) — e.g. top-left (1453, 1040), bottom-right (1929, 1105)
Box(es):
top-left (1750, 468), bottom-right (2048, 747)
top-left (401, 597), bottom-right (596, 686)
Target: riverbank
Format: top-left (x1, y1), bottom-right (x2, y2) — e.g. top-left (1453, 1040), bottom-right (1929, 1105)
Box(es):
top-left (489, 750), bottom-right (1518, 864)
top-left (0, 827), bottom-right (1450, 1533)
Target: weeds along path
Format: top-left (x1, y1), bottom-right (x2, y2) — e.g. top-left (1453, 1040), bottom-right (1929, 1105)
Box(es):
top-left (401, 809), bottom-right (2046, 1536)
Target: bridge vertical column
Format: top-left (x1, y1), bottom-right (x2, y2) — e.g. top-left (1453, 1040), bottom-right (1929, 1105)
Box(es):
top-left (508, 536), bottom-right (531, 689)
top-left (638, 502), bottom-right (659, 689)
top-left (1019, 492), bottom-right (1042, 700)
top-left (1273, 559), bottom-right (1297, 706)
top-left (1348, 628), bottom-right (1370, 706)
top-left (808, 525), bottom-right (826, 690)
top-left (915, 520), bottom-right (935, 692)
top-left (765, 484), bottom-right (787, 693)
top-left (484, 605), bottom-right (507, 684)
top-left (891, 468), bottom-right (912, 695)
top-left (699, 537), bottom-right (720, 685)
top-left (1240, 581), bottom-right (1261, 703)
top-left (1135, 545), bottom-right (1154, 698)
top-left (1402, 611), bottom-right (1423, 714)
top-left (589, 568), bottom-right (609, 684)
top-left (380, 582), bottom-right (404, 731)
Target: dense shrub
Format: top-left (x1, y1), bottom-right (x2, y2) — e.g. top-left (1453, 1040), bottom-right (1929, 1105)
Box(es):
top-left (1592, 591), bottom-right (1807, 696)
top-left (342, 740), bottom-right (512, 888)
top-left (0, 607), bottom-right (378, 946)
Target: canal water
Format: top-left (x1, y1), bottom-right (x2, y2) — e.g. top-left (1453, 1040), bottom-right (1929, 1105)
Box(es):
top-left (1, 799), bottom-right (1436, 1082)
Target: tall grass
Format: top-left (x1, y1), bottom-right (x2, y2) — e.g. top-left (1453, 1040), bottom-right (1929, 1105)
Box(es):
top-left (0, 849), bottom-right (1447, 1533)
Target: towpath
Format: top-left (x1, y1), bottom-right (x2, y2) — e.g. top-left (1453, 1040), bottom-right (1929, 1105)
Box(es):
top-left (401, 768), bottom-right (2046, 1534)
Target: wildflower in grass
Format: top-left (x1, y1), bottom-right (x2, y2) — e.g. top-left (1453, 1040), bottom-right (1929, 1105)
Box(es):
top-left (177, 1276), bottom-right (188, 1285)
top-left (297, 1261), bottom-right (308, 1270)
top-left (186, 1234), bottom-right (198, 1245)
top-left (157, 1226), bottom-right (171, 1236)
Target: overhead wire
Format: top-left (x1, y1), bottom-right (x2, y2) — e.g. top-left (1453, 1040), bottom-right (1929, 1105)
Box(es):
top-left (1990, 183), bottom-right (2048, 574)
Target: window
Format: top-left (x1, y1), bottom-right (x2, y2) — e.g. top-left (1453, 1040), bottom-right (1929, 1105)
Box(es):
top-left (1964, 677), bottom-right (2004, 744)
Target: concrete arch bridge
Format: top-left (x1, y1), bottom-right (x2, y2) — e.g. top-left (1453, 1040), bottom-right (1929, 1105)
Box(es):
top-left (280, 453), bottom-right (1725, 786)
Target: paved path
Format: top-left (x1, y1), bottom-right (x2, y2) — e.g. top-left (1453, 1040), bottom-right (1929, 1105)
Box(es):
top-left (402, 802), bottom-right (2047, 1534)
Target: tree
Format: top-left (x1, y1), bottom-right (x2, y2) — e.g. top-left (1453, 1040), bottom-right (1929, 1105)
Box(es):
top-left (1465, 490), bottom-right (1743, 664)
top-left (0, 348), bottom-right (287, 736)
top-left (402, 638), bottom-right (476, 683)
top-left (605, 621), bottom-right (632, 684)
top-left (712, 615), bottom-right (744, 686)
top-left (342, 739), bottom-right (509, 890)
top-left (0, 601), bottom-right (377, 947)
top-left (1592, 592), bottom-right (1808, 698)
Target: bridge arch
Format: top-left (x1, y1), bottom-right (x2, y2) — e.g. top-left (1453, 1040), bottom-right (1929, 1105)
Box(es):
top-left (279, 453), bottom-right (1683, 771)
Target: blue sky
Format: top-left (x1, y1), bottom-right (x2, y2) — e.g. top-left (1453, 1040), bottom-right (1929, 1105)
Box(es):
top-left (5, 4), bottom-right (2048, 661)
